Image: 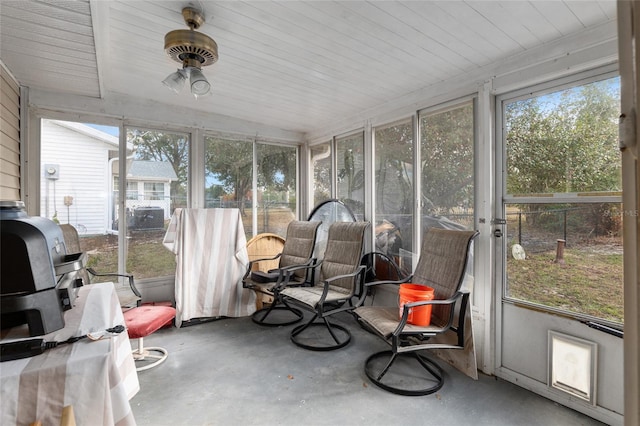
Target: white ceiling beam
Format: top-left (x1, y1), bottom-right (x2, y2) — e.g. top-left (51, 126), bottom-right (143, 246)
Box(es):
top-left (27, 89), bottom-right (304, 143)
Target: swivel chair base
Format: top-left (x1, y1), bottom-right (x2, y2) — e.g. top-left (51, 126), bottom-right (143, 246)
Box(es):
top-left (290, 319), bottom-right (351, 351)
top-left (364, 350), bottom-right (444, 396)
top-left (251, 304), bottom-right (304, 327)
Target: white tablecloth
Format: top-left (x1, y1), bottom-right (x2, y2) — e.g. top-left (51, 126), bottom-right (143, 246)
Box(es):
top-left (1, 282), bottom-right (139, 426)
top-left (163, 208), bottom-right (256, 326)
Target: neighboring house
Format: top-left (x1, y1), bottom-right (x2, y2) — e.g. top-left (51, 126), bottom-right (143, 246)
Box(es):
top-left (113, 160), bottom-right (178, 231)
top-left (40, 120), bottom-right (178, 234)
top-left (40, 119), bottom-right (118, 235)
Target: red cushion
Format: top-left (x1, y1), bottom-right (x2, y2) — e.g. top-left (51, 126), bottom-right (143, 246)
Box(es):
top-left (124, 305), bottom-right (176, 339)
top-left (141, 301), bottom-right (174, 328)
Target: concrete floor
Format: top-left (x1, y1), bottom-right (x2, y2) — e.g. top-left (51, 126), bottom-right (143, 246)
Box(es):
top-left (130, 312), bottom-right (604, 426)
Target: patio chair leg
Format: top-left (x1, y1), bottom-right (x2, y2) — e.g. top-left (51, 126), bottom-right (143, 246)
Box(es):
top-left (364, 350), bottom-right (444, 396)
top-left (251, 298), bottom-right (304, 327)
top-left (290, 312), bottom-right (319, 337)
top-left (323, 317), bottom-right (342, 345)
top-left (376, 351), bottom-right (398, 381)
top-left (290, 314), bottom-right (351, 351)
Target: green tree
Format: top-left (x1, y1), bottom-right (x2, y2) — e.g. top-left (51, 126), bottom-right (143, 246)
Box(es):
top-left (257, 143), bottom-right (296, 195)
top-left (505, 78), bottom-right (620, 230)
top-left (420, 103), bottom-right (474, 214)
top-left (336, 134), bottom-right (365, 215)
top-left (205, 138), bottom-right (253, 212)
top-left (506, 79), bottom-right (620, 195)
top-left (311, 143), bottom-right (332, 204)
top-left (375, 122), bottom-right (414, 215)
top-left (205, 184), bottom-right (226, 206)
top-left (205, 138), bottom-right (297, 214)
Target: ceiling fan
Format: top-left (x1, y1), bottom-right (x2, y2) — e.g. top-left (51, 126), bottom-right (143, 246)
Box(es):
top-left (162, 7), bottom-right (218, 98)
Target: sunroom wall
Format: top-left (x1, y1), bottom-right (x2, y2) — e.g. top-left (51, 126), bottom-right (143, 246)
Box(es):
top-left (301, 21), bottom-right (619, 423)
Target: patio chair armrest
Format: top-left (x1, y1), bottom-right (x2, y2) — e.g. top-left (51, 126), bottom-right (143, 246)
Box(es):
top-left (272, 259), bottom-right (322, 291)
top-left (317, 265), bottom-right (366, 304)
top-left (86, 268), bottom-right (141, 298)
top-left (243, 253), bottom-right (284, 280)
top-left (402, 292), bottom-right (463, 309)
top-left (394, 291), bottom-right (467, 336)
top-left (363, 275), bottom-right (412, 288)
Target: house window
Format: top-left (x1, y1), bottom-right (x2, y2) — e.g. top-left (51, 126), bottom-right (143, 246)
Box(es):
top-left (144, 182), bottom-right (164, 200)
top-left (126, 181), bottom-right (139, 200)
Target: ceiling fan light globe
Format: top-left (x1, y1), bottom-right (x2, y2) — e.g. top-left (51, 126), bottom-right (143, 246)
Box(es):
top-left (189, 68), bottom-right (211, 96)
top-left (162, 69), bottom-right (187, 93)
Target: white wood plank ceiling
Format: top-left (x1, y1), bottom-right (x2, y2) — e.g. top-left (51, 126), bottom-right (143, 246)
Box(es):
top-left (0, 0), bottom-right (617, 136)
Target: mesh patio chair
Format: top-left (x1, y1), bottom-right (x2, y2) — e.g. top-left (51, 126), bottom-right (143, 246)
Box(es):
top-left (280, 221), bottom-right (369, 351)
top-left (354, 227), bottom-right (479, 396)
top-left (59, 224), bottom-right (141, 309)
top-left (242, 220), bottom-right (321, 326)
top-left (307, 198), bottom-right (356, 260)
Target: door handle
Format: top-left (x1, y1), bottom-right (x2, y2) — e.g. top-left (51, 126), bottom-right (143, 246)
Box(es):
top-left (492, 218), bottom-right (506, 238)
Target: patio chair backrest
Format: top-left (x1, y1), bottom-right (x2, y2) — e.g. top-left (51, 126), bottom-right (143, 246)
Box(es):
top-left (412, 227), bottom-right (477, 323)
top-left (280, 221), bottom-right (321, 280)
top-left (318, 221), bottom-right (369, 292)
top-left (60, 224), bottom-right (82, 254)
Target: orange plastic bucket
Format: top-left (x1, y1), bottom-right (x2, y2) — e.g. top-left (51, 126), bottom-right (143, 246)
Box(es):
top-left (399, 284), bottom-right (435, 326)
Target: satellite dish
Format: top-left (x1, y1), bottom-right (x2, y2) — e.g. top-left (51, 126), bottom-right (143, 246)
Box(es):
top-left (512, 244), bottom-right (526, 260)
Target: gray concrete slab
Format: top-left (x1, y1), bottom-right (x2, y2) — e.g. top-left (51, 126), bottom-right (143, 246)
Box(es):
top-left (130, 313), bottom-right (604, 426)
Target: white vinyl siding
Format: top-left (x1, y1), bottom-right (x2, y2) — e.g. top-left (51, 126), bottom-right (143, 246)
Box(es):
top-left (40, 120), bottom-right (114, 235)
top-left (1, 64), bottom-right (20, 201)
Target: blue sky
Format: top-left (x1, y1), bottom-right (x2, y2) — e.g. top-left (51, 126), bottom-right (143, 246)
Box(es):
top-left (86, 123), bottom-right (119, 137)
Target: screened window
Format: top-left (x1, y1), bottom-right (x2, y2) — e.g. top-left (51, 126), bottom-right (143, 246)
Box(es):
top-left (374, 119), bottom-right (414, 267)
top-left (256, 143), bottom-right (297, 236)
top-left (204, 136), bottom-right (253, 235)
top-left (204, 137), bottom-right (297, 239)
top-left (124, 127), bottom-right (188, 280)
top-left (39, 121), bottom-right (183, 283)
top-left (502, 75), bottom-right (623, 324)
top-left (420, 101), bottom-right (475, 230)
top-left (336, 132), bottom-right (364, 219)
top-left (311, 142), bottom-right (332, 208)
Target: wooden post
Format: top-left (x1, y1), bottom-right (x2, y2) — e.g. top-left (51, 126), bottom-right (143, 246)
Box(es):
top-left (554, 239), bottom-right (565, 264)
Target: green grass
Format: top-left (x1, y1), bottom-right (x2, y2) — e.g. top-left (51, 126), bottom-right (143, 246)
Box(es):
top-left (82, 208), bottom-right (292, 282)
top-left (507, 249), bottom-right (623, 322)
top-left (82, 221), bottom-right (624, 324)
top-left (84, 232), bottom-right (176, 281)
